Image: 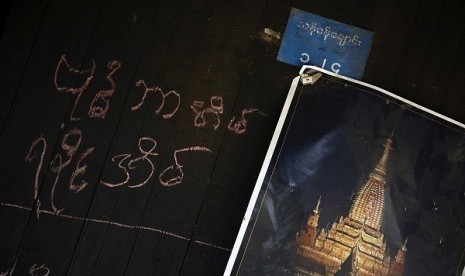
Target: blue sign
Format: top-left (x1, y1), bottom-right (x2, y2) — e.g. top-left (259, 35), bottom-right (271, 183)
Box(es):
top-left (277, 8), bottom-right (374, 79)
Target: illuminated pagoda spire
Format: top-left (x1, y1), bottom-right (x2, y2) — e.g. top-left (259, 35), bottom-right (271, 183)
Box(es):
top-left (307, 195), bottom-right (321, 227)
top-left (390, 238), bottom-right (408, 275)
top-left (348, 133), bottom-right (394, 231)
top-left (295, 130), bottom-right (406, 276)
top-left (296, 196), bottom-right (322, 247)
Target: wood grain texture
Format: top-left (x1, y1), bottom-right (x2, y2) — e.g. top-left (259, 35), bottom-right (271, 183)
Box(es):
top-left (0, 0), bottom-right (464, 274)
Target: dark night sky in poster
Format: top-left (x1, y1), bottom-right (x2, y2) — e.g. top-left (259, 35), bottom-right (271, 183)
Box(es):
top-left (236, 77), bottom-right (465, 275)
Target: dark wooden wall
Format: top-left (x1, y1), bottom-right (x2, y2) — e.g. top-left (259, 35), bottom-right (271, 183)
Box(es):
top-left (0, 0), bottom-right (464, 275)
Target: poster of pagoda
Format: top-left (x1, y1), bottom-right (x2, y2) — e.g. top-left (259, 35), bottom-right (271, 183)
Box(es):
top-left (225, 66), bottom-right (465, 276)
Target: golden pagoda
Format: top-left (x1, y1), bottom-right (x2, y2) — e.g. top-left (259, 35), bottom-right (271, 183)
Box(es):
top-left (296, 136), bottom-right (407, 276)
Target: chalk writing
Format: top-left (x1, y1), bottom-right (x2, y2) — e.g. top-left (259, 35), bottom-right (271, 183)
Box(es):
top-left (29, 264), bottom-right (50, 276)
top-left (54, 55), bottom-right (96, 121)
top-left (88, 60), bottom-right (122, 119)
top-left (48, 128), bottom-right (94, 214)
top-left (159, 146), bottom-right (213, 186)
top-left (0, 258), bottom-right (50, 276)
top-left (101, 155), bottom-right (131, 187)
top-left (101, 137), bottom-right (158, 188)
top-left (131, 79), bottom-right (181, 119)
top-left (69, 147), bottom-right (95, 193)
top-left (50, 128), bottom-right (80, 213)
top-left (25, 135), bottom-right (47, 211)
top-left (1, 202), bottom-right (231, 251)
top-left (10, 52), bottom-right (273, 269)
top-left (227, 108), bottom-right (267, 135)
top-left (54, 55), bottom-right (123, 121)
top-left (102, 139), bottom-right (211, 187)
top-left (25, 132), bottom-right (215, 210)
top-left (190, 96), bottom-right (223, 129)
top-left (0, 258), bottom-right (16, 276)
top-left (25, 130), bottom-right (95, 216)
top-left (297, 21), bottom-right (362, 46)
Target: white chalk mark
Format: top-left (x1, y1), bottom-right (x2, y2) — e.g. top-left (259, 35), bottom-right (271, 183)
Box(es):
top-left (131, 80), bottom-right (161, 110)
top-left (0, 202), bottom-right (231, 252)
top-left (101, 137), bottom-right (158, 188)
top-left (2, 203), bottom-right (31, 211)
top-left (59, 128), bottom-right (83, 158)
top-left (100, 154), bottom-right (131, 188)
top-left (49, 128), bottom-right (94, 213)
top-left (69, 147), bottom-right (95, 193)
top-left (190, 96), bottom-right (223, 130)
top-left (35, 200), bottom-right (41, 221)
top-left (54, 55), bottom-right (96, 121)
top-left (0, 258), bottom-right (16, 276)
top-left (227, 108), bottom-right (267, 135)
top-left (131, 80), bottom-right (181, 119)
top-left (25, 135), bottom-right (47, 201)
top-left (159, 146), bottom-right (213, 187)
top-left (159, 90), bottom-right (181, 119)
top-left (50, 155), bottom-right (67, 214)
top-left (159, 165), bottom-right (183, 187)
top-left (210, 96), bottom-right (223, 113)
top-left (193, 240), bottom-right (231, 251)
top-left (88, 60), bottom-right (122, 119)
top-left (127, 137), bottom-right (158, 188)
top-left (29, 263), bottom-right (50, 276)
top-left (50, 128), bottom-right (83, 214)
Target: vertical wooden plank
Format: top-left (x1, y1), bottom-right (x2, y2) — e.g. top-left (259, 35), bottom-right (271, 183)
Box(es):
top-left (296, 0), bottom-right (344, 21)
top-left (118, 0), bottom-right (252, 272)
top-left (0, 0), bottom-right (13, 38)
top-left (26, 0), bottom-right (161, 275)
top-left (408, 0), bottom-right (465, 121)
top-left (179, 0), bottom-right (299, 273)
top-left (66, 0), bottom-right (220, 274)
top-left (393, 0), bottom-right (444, 102)
top-left (0, 0), bottom-right (109, 274)
top-left (335, 0), bottom-right (377, 30)
top-left (39, 0), bottom-right (157, 274)
top-left (0, 0), bottom-right (48, 129)
top-left (363, 0), bottom-right (422, 90)
top-left (174, 0), bottom-right (270, 272)
top-left (0, 4), bottom-right (52, 245)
